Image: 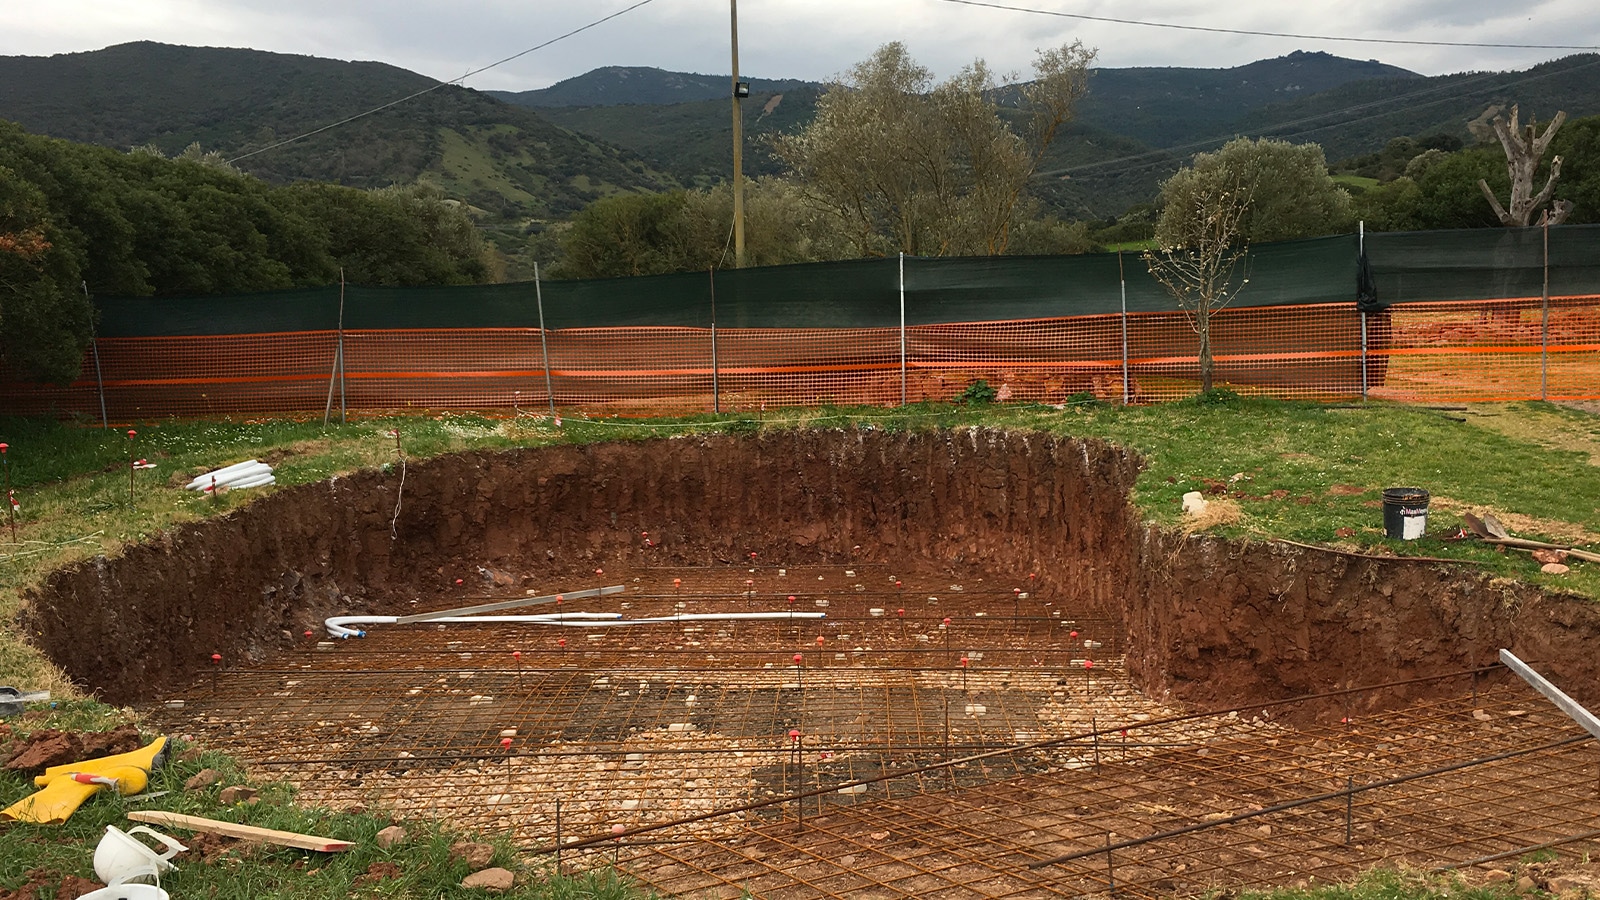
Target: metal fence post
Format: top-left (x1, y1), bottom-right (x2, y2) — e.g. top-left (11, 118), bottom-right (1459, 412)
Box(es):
top-left (710, 268), bottom-right (720, 414)
top-left (1541, 219), bottom-right (1550, 402)
top-left (535, 262), bottom-right (556, 418)
top-left (84, 282), bottom-right (108, 428)
top-left (322, 271), bottom-right (347, 426)
top-left (1359, 223), bottom-right (1368, 403)
top-left (899, 253), bottom-right (907, 407)
top-left (337, 271), bottom-right (347, 423)
top-left (1118, 253), bottom-right (1130, 405)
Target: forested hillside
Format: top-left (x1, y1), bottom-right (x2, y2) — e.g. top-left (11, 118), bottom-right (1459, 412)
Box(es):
top-left (0, 42), bottom-right (676, 221)
top-left (0, 121), bottom-right (493, 383)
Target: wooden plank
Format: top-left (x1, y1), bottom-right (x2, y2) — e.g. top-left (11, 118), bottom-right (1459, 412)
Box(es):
top-left (394, 584), bottom-right (625, 624)
top-left (126, 810), bottom-right (353, 852)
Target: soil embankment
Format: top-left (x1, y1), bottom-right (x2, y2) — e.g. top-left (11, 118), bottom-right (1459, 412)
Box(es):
top-left (23, 429), bottom-right (1600, 709)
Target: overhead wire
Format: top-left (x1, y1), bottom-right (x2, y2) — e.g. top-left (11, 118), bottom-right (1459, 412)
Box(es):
top-left (1035, 52), bottom-right (1600, 185)
top-left (227, 0), bottom-right (662, 164)
top-left (931, 0), bottom-right (1600, 52)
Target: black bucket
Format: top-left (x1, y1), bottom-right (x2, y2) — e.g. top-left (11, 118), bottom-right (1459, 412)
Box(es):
top-left (1382, 487), bottom-right (1430, 540)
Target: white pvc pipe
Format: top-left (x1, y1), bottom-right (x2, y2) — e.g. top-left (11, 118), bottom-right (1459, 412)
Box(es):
top-left (185, 460), bottom-right (265, 490)
top-left (221, 473), bottom-right (275, 491)
top-left (324, 610), bottom-right (826, 639)
top-left (187, 465), bottom-right (271, 491)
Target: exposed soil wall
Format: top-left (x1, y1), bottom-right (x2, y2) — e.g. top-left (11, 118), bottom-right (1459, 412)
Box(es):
top-left (25, 430), bottom-right (1142, 705)
top-left (23, 428), bottom-right (1600, 710)
top-left (1124, 528), bottom-right (1600, 712)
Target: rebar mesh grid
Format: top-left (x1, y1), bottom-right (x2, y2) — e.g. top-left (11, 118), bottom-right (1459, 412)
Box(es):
top-left (156, 565), bottom-right (1600, 899)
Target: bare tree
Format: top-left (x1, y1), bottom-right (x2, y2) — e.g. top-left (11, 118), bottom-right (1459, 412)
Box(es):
top-left (1143, 176), bottom-right (1252, 393)
top-left (1479, 105), bottom-right (1574, 226)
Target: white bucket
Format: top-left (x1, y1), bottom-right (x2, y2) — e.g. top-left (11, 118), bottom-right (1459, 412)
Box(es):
top-left (92, 825), bottom-right (186, 886)
top-left (75, 884), bottom-right (170, 900)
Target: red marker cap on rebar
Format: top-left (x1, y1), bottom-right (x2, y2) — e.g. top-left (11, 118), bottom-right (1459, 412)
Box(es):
top-left (793, 653), bottom-right (803, 664)
top-left (210, 653), bottom-right (221, 664)
top-left (750, 552), bottom-right (758, 560)
top-left (1084, 659), bottom-right (1094, 669)
top-left (788, 729), bottom-right (800, 741)
top-left (304, 630), bottom-right (313, 639)
top-left (960, 657), bottom-right (968, 667)
top-left (0, 443), bottom-right (8, 453)
top-left (611, 824), bottom-right (626, 836)
top-left (557, 638), bottom-right (567, 648)
top-left (942, 617), bottom-right (951, 626)
top-left (127, 430), bottom-right (137, 438)
top-left (895, 580), bottom-right (902, 588)
top-left (595, 568), bottom-right (604, 575)
top-left (455, 578), bottom-right (464, 585)
top-left (1013, 588), bottom-right (1021, 595)
top-left (673, 578), bottom-right (681, 586)
top-left (501, 737), bottom-right (513, 749)
top-left (787, 595), bottom-right (795, 603)
top-left (1069, 630), bottom-right (1079, 638)
top-left (897, 608), bottom-right (905, 617)
top-left (512, 651), bottom-right (521, 660)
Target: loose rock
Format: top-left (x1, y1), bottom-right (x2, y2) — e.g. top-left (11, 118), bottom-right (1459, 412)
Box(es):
top-left (218, 785), bottom-right (258, 804)
top-left (184, 768), bottom-right (223, 791)
top-left (376, 825), bottom-right (408, 849)
top-left (461, 867), bottom-right (515, 892)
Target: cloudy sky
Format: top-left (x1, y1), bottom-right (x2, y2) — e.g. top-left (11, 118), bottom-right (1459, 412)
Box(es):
top-left (3, 0), bottom-right (1597, 90)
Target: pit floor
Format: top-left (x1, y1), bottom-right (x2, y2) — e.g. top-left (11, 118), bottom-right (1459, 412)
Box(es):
top-left (156, 564), bottom-right (1600, 899)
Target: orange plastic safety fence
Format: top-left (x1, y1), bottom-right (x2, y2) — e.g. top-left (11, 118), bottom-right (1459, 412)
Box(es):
top-left (3, 297), bottom-right (1598, 420)
top-left (1371, 296), bottom-right (1600, 403)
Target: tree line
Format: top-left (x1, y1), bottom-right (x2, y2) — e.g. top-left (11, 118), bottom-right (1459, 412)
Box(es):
top-left (0, 120), bottom-right (490, 383)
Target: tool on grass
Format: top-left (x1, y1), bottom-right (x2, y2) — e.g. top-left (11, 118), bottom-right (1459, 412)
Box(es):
top-left (1, 736), bottom-right (167, 824)
top-left (1461, 511), bottom-right (1600, 562)
top-left (0, 686), bottom-right (50, 718)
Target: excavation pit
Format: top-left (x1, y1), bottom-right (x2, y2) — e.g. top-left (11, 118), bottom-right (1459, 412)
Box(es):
top-left (26, 429), bottom-right (1600, 897)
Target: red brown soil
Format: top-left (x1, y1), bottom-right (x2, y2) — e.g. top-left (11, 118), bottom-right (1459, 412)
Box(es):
top-left (2, 723), bottom-right (144, 774)
top-left (0, 870), bottom-right (102, 900)
top-left (21, 429), bottom-right (1600, 712)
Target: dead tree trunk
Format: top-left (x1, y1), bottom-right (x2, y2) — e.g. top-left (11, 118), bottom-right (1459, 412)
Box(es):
top-left (1479, 105), bottom-right (1572, 226)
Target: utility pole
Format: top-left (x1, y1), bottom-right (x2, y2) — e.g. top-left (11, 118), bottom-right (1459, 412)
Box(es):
top-left (730, 0), bottom-right (747, 268)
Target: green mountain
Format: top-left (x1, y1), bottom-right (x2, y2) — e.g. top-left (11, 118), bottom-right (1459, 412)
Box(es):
top-left (488, 66), bottom-right (817, 107)
top-left (1238, 53), bottom-right (1600, 161)
top-left (8, 42), bottom-right (1600, 226)
top-left (504, 51), bottom-right (1421, 217)
top-left (0, 41), bottom-right (676, 221)
top-left (1072, 51), bottom-right (1419, 149)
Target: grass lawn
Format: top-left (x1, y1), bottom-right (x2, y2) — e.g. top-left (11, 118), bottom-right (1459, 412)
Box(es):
top-left (1, 397), bottom-right (1596, 897)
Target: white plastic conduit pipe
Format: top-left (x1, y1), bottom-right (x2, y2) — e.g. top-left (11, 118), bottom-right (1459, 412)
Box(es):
top-left (185, 461), bottom-right (273, 491)
top-left (324, 611), bottom-right (826, 639)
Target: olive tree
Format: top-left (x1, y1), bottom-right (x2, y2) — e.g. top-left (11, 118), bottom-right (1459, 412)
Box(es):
top-left (773, 40), bottom-right (1095, 257)
top-left (1158, 137), bottom-right (1352, 244)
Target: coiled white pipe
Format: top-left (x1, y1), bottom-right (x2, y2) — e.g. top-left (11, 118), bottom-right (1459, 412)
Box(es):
top-left (185, 459), bottom-right (263, 488)
top-left (186, 461), bottom-right (270, 491)
top-left (324, 610), bottom-right (826, 639)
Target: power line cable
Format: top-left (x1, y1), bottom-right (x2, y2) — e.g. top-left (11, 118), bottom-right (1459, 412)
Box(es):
top-left (1038, 54), bottom-right (1600, 184)
top-left (228, 0), bottom-right (661, 164)
top-left (932, 0), bottom-right (1600, 51)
